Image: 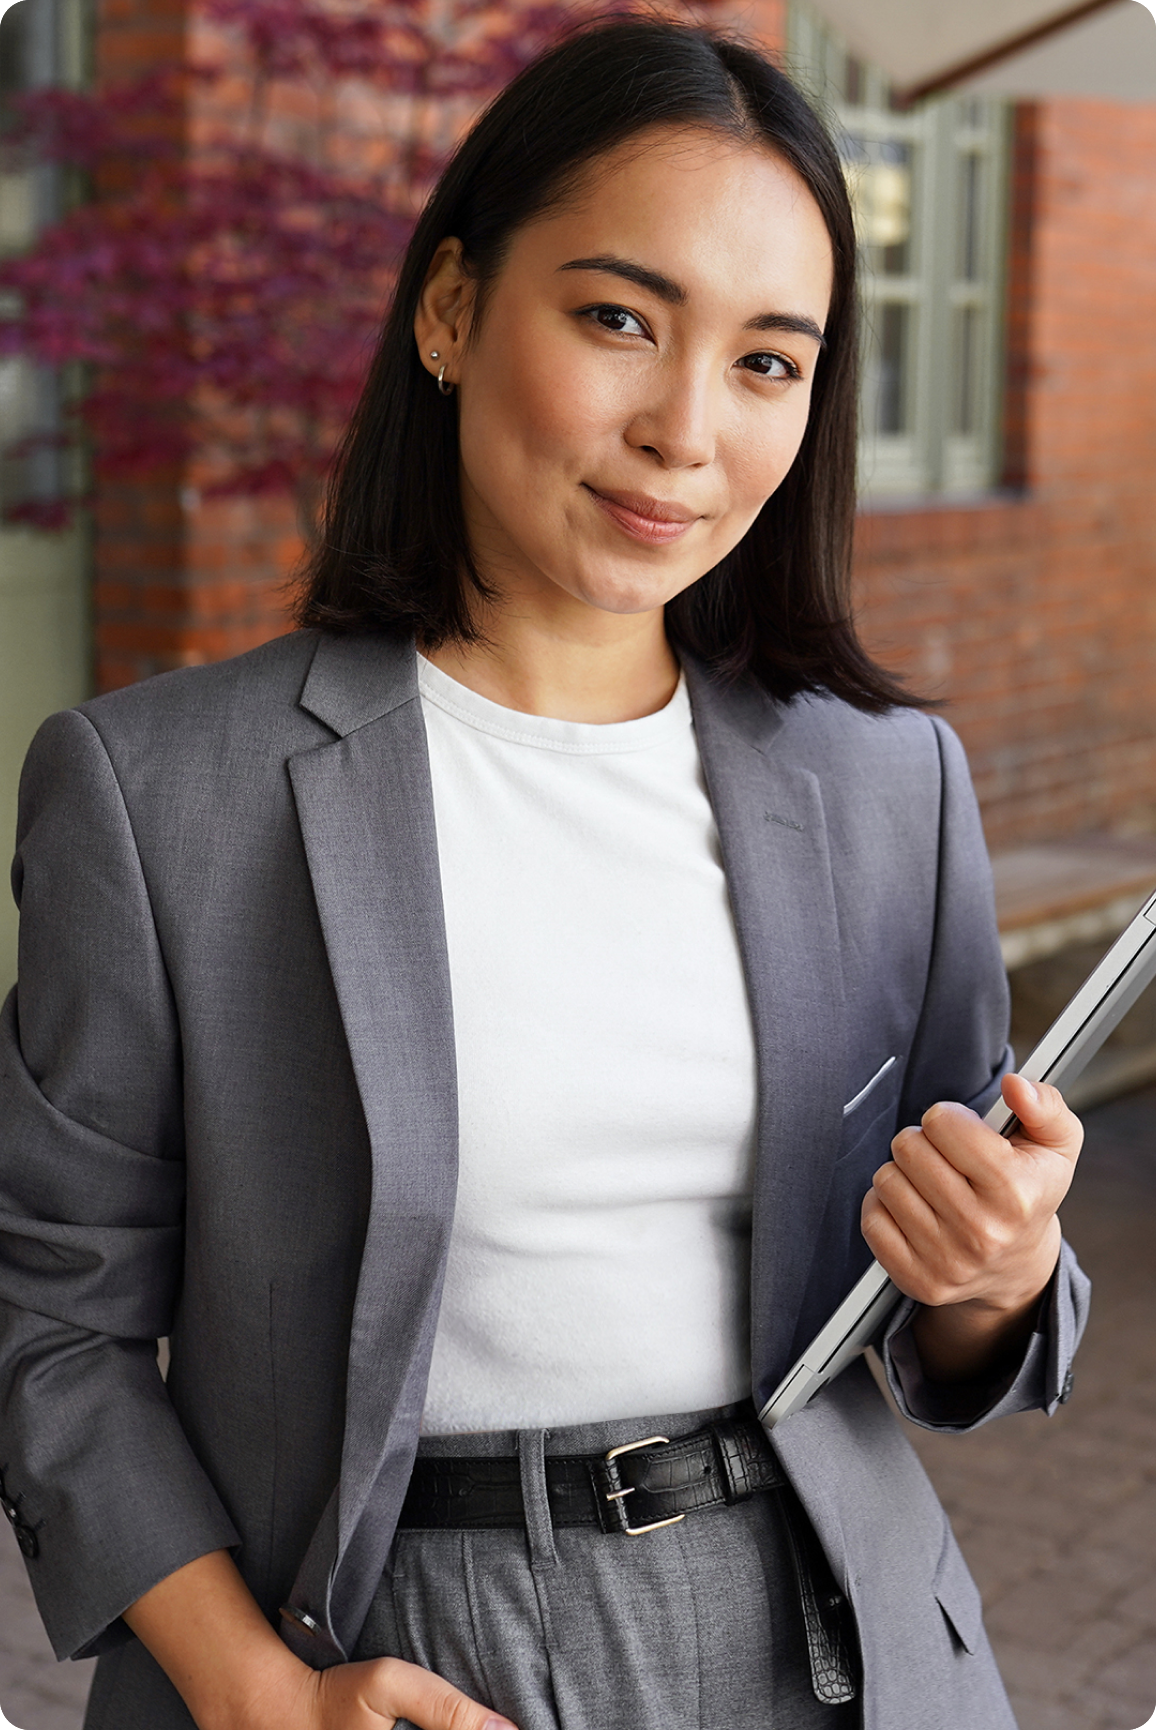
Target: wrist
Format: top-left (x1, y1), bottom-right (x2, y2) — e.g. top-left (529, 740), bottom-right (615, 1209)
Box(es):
top-left (195, 1633), bottom-right (315, 1730)
top-left (911, 1271), bottom-right (1051, 1385)
top-left (123, 1551), bottom-right (318, 1730)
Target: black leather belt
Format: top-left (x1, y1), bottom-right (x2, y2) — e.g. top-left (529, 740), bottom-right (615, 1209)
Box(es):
top-left (400, 1415), bottom-right (783, 1536)
top-left (398, 1413), bottom-right (859, 1707)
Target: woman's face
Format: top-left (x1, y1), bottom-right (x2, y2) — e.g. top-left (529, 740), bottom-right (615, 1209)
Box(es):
top-left (418, 125), bottom-right (835, 625)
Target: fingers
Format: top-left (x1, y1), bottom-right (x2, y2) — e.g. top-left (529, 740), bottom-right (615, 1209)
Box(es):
top-left (860, 1074), bottom-right (1082, 1312)
top-left (369, 1657), bottom-right (518, 1730)
top-left (317, 1657), bottom-right (517, 1730)
top-left (1000, 1073), bottom-right (1085, 1164)
top-left (861, 1170), bottom-right (970, 1306)
top-left (887, 1112), bottom-right (981, 1217)
top-left (902, 1082), bottom-right (1081, 1198)
top-left (861, 1168), bottom-right (1036, 1307)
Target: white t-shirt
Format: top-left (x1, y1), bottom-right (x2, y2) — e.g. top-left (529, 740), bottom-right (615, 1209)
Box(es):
top-left (417, 655), bottom-right (758, 1433)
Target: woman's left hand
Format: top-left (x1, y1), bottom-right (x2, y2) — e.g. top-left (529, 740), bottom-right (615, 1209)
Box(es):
top-left (861, 1071), bottom-right (1084, 1383)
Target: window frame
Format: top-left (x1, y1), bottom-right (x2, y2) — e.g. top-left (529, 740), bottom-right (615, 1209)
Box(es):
top-left (787, 3), bottom-right (1012, 502)
top-left (0, 0), bottom-right (90, 515)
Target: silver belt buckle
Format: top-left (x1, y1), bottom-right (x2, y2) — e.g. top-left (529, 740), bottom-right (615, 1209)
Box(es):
top-left (603, 1434), bottom-right (687, 1535)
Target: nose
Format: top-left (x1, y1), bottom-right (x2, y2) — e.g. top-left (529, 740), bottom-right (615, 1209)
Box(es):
top-left (623, 358), bottom-right (718, 470)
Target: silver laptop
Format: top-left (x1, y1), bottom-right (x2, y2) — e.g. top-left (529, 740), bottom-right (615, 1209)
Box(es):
top-left (760, 884), bottom-right (1156, 1430)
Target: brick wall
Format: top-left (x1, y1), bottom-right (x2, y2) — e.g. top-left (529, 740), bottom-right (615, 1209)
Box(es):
top-left (854, 97), bottom-right (1156, 849)
top-left (92, 0), bottom-right (297, 689)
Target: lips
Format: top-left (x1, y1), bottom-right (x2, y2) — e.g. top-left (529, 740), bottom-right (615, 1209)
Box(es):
top-left (583, 484), bottom-right (701, 546)
top-left (586, 485), bottom-right (698, 524)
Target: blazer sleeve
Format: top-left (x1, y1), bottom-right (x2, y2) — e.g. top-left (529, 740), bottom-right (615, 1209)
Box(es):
top-left (0, 708), bottom-right (240, 1662)
top-left (878, 715), bottom-right (1092, 1432)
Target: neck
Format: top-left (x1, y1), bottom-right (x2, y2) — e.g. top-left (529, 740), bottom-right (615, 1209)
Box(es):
top-left (422, 596), bottom-right (680, 724)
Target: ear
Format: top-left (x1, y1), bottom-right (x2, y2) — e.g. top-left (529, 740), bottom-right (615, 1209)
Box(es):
top-left (413, 238), bottom-right (475, 389)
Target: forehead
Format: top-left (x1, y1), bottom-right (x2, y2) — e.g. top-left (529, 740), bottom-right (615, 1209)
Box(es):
top-left (509, 124), bottom-right (834, 314)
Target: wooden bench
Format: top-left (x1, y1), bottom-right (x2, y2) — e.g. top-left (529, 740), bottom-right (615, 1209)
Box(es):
top-left (990, 836), bottom-right (1156, 1108)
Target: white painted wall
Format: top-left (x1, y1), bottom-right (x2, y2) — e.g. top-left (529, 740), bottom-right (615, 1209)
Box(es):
top-left (0, 523), bottom-right (90, 993)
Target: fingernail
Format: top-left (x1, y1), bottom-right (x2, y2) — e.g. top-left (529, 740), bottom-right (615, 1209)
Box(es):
top-left (1021, 1079), bottom-right (1039, 1105)
top-left (484, 1720), bottom-right (518, 1730)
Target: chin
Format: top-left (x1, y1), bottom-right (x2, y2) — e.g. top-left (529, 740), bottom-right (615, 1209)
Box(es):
top-left (569, 566), bottom-right (689, 618)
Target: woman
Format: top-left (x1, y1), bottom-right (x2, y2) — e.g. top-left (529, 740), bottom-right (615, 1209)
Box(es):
top-left (0, 17), bottom-right (1089, 1730)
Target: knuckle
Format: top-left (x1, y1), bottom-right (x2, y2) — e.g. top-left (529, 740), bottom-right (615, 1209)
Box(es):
top-left (439, 1685), bottom-right (487, 1730)
top-left (936, 1250), bottom-right (971, 1293)
top-left (1008, 1190), bottom-right (1036, 1232)
top-left (375, 1656), bottom-right (408, 1697)
top-left (967, 1219), bottom-right (1003, 1263)
top-left (996, 1176), bottom-right (1038, 1232)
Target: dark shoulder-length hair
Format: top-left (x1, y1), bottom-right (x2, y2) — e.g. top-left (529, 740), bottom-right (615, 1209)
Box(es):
top-left (296, 14), bottom-right (917, 712)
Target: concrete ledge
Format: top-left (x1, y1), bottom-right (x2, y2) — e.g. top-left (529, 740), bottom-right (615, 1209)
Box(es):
top-left (993, 838), bottom-right (1156, 972)
top-left (992, 837), bottom-right (1156, 1106)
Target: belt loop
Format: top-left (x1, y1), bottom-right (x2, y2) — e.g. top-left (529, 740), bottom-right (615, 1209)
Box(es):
top-left (518, 1429), bottom-right (558, 1569)
top-left (708, 1419), bottom-right (743, 1504)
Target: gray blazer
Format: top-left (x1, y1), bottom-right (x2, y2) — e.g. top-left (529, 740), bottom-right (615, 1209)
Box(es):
top-left (0, 629), bottom-right (1089, 1730)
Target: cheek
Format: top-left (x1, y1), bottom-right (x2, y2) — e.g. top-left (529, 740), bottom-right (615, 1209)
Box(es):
top-left (726, 392), bottom-right (815, 515)
top-left (458, 337), bottom-right (614, 495)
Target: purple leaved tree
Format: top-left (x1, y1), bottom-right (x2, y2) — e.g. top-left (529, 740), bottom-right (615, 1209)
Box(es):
top-left (0, 0), bottom-right (644, 532)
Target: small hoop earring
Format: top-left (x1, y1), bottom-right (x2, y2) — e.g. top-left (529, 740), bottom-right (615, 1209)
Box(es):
top-left (437, 364), bottom-right (454, 396)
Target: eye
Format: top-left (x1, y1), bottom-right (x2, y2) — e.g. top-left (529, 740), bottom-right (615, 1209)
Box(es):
top-left (739, 351), bottom-right (803, 381)
top-left (580, 303), bottom-right (649, 338)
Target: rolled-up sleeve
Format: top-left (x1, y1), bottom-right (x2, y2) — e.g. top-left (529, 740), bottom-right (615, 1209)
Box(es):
top-left (881, 1239), bottom-right (1092, 1432)
top-left (0, 708), bottom-right (238, 1662)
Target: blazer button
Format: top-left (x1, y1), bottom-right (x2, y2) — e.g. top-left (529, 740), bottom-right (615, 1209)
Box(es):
top-left (1059, 1369), bottom-right (1075, 1404)
top-left (16, 1524), bottom-right (39, 1559)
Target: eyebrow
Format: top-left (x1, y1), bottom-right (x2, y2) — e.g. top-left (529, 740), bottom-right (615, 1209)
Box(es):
top-left (557, 254), bottom-right (827, 349)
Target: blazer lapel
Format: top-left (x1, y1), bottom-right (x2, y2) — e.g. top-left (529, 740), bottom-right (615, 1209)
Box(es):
top-left (284, 633), bottom-right (457, 1655)
top-left (684, 661), bottom-right (847, 1406)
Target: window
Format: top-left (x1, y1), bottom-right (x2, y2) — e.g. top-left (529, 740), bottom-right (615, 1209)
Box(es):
top-left (788, 4), bottom-right (1011, 499)
top-left (0, 0), bottom-right (88, 520)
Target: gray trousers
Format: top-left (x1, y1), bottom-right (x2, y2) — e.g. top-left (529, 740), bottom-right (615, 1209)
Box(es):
top-left (354, 1406), bottom-right (861, 1730)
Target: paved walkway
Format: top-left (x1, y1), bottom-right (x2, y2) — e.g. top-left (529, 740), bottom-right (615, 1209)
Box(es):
top-left (904, 1084), bottom-right (1156, 1730)
top-left (2, 1089), bottom-right (1155, 1730)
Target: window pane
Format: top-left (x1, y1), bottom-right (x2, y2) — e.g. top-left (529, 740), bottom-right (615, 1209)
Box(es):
top-left (865, 302), bottom-right (911, 435)
top-left (0, 2), bottom-right (28, 111)
top-left (958, 153), bottom-right (983, 281)
top-left (841, 134), bottom-right (913, 276)
top-left (953, 305), bottom-right (980, 435)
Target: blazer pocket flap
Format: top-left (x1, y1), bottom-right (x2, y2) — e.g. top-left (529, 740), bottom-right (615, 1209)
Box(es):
top-left (933, 1530), bottom-right (983, 1656)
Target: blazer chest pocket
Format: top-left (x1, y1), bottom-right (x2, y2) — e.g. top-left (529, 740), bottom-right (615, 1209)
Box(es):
top-left (843, 1055), bottom-right (898, 1119)
top-left (835, 1054), bottom-right (903, 1169)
